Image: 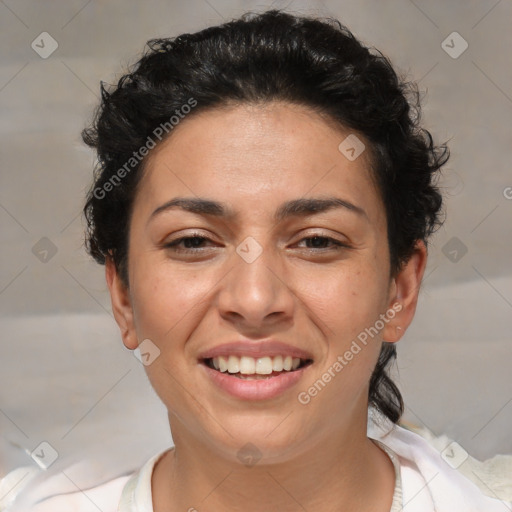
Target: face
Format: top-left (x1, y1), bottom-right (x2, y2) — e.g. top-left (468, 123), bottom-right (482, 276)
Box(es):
top-left (107, 102), bottom-right (425, 463)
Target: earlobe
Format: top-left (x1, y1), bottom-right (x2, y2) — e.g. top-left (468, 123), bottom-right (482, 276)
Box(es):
top-left (382, 240), bottom-right (428, 343)
top-left (105, 257), bottom-right (139, 350)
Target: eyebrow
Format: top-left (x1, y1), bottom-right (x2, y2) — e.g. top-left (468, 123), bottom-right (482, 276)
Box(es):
top-left (148, 196), bottom-right (368, 224)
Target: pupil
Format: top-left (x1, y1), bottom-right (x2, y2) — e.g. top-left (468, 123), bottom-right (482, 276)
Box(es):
top-left (310, 236), bottom-right (325, 248)
top-left (186, 237), bottom-right (203, 248)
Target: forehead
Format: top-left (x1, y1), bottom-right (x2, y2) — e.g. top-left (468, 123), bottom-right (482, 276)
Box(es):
top-left (136, 102), bottom-right (383, 223)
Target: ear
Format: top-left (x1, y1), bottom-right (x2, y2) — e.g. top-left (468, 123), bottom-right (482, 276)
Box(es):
top-left (105, 256), bottom-right (138, 350)
top-left (381, 240), bottom-right (428, 343)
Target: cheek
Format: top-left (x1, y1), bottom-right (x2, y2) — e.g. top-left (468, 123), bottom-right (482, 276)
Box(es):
top-left (298, 263), bottom-right (388, 344)
top-left (130, 259), bottom-right (211, 344)
top-left (294, 261), bottom-right (389, 405)
top-left (128, 265), bottom-right (211, 412)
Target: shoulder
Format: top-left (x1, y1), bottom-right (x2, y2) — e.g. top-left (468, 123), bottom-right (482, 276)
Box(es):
top-left (0, 469), bottom-right (130, 512)
top-left (28, 475), bottom-right (130, 512)
top-left (1, 450), bottom-right (169, 512)
top-left (368, 411), bottom-right (512, 511)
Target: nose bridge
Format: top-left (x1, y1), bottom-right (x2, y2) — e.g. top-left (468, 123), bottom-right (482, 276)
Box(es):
top-left (218, 237), bottom-right (294, 324)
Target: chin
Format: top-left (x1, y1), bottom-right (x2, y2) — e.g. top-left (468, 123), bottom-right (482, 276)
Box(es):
top-left (195, 413), bottom-right (313, 465)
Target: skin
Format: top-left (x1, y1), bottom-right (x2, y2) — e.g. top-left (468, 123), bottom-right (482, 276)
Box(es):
top-left (106, 102), bottom-right (427, 512)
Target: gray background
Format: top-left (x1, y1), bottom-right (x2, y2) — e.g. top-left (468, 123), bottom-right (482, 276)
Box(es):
top-left (0, 0), bottom-right (511, 500)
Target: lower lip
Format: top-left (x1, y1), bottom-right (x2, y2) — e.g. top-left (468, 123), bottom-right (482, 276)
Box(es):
top-left (201, 363), bottom-right (309, 400)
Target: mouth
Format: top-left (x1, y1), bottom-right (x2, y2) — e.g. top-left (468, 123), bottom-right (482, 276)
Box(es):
top-left (198, 340), bottom-right (315, 400)
top-left (201, 355), bottom-right (314, 380)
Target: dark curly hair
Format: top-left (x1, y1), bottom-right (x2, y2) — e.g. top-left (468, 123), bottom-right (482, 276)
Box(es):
top-left (82, 10), bottom-right (449, 424)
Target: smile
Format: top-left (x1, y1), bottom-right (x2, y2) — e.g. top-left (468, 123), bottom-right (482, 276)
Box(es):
top-left (200, 355), bottom-right (313, 400)
top-left (203, 355), bottom-right (312, 379)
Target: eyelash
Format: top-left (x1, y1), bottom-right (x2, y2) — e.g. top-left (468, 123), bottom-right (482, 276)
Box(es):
top-left (164, 233), bottom-right (350, 254)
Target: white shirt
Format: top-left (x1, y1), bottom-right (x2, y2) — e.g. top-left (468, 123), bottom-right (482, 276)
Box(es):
top-left (3, 412), bottom-right (511, 511)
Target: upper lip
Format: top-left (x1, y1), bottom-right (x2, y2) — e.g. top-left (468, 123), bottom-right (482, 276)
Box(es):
top-left (198, 340), bottom-right (314, 361)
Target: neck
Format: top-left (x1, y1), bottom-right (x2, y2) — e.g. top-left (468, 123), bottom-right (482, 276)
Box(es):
top-left (152, 412), bottom-right (395, 512)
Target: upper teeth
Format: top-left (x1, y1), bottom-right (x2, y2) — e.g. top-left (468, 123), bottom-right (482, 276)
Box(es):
top-left (211, 355), bottom-right (302, 374)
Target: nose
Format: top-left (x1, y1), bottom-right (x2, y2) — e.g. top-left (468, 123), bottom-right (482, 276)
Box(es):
top-left (216, 243), bottom-right (296, 332)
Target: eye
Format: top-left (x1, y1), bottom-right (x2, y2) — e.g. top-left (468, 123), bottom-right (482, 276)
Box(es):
top-left (296, 235), bottom-right (349, 251)
top-left (163, 233), bottom-right (349, 256)
top-left (164, 233), bottom-right (217, 254)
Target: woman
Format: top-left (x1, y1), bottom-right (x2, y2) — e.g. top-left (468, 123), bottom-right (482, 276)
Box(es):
top-left (11, 9), bottom-right (510, 512)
